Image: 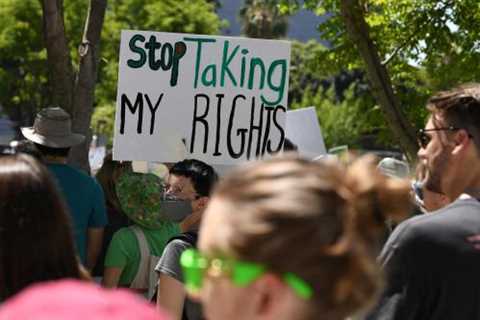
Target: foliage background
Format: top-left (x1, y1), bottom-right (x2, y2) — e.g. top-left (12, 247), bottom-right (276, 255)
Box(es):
top-left (0, 0), bottom-right (224, 142)
top-left (281, 0), bottom-right (480, 151)
top-left (2, 0), bottom-right (480, 153)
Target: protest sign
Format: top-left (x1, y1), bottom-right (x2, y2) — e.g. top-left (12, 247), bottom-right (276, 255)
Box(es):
top-left (285, 107), bottom-right (326, 158)
top-left (113, 30), bottom-right (291, 164)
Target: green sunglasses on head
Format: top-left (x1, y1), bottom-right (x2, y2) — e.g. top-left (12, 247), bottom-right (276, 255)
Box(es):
top-left (180, 249), bottom-right (313, 300)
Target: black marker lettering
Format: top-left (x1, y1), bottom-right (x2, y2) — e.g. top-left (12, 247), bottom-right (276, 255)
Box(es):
top-left (213, 94), bottom-right (224, 156)
top-left (267, 105), bottom-right (286, 153)
top-left (227, 94), bottom-right (247, 158)
top-left (190, 94), bottom-right (210, 154)
top-left (247, 97), bottom-right (263, 159)
top-left (144, 93), bottom-right (163, 134)
top-left (120, 93), bottom-right (144, 134)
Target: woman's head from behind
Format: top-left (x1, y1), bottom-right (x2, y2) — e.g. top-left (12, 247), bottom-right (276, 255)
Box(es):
top-left (192, 155), bottom-right (411, 320)
top-left (0, 154), bottom-right (80, 301)
top-left (95, 152), bottom-right (131, 212)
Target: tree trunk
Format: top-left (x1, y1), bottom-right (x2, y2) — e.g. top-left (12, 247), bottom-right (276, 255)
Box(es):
top-left (40, 0), bottom-right (74, 114)
top-left (41, 0), bottom-right (107, 172)
top-left (339, 0), bottom-right (418, 161)
top-left (69, 0), bottom-right (108, 172)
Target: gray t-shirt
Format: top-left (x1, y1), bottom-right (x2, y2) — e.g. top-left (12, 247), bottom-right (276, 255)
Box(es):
top-left (367, 196), bottom-right (480, 320)
top-left (155, 238), bottom-right (203, 320)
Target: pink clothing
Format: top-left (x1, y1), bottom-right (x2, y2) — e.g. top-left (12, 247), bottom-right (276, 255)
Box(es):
top-left (0, 279), bottom-right (169, 320)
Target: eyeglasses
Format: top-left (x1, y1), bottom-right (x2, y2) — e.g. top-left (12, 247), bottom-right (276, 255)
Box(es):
top-left (164, 184), bottom-right (201, 200)
top-left (180, 249), bottom-right (313, 300)
top-left (416, 127), bottom-right (460, 149)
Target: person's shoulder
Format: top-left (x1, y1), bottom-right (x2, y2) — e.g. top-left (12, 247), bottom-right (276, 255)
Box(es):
top-left (441, 196), bottom-right (480, 213)
top-left (52, 164), bottom-right (97, 183)
top-left (390, 213), bottom-right (428, 238)
top-left (164, 238), bottom-right (193, 253)
top-left (158, 236), bottom-right (194, 261)
top-left (413, 197), bottom-right (480, 227)
top-left (112, 226), bottom-right (137, 242)
top-left (383, 212), bottom-right (439, 252)
top-left (69, 166), bottom-right (105, 195)
top-left (393, 198), bottom-right (478, 242)
top-left (145, 223), bottom-right (180, 239)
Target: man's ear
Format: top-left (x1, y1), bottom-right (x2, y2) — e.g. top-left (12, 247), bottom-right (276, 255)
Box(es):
top-left (452, 129), bottom-right (471, 155)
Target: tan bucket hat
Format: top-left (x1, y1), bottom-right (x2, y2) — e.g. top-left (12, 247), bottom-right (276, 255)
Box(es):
top-left (21, 107), bottom-right (85, 148)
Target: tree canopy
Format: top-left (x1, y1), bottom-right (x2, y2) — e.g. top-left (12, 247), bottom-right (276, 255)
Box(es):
top-left (280, 0), bottom-right (480, 90)
top-left (280, 0), bottom-right (480, 157)
top-left (3, 0), bottom-right (480, 158)
top-left (0, 0), bottom-right (223, 135)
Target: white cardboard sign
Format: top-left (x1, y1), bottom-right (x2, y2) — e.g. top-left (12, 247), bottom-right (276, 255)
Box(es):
top-left (286, 107), bottom-right (326, 159)
top-left (113, 30), bottom-right (291, 164)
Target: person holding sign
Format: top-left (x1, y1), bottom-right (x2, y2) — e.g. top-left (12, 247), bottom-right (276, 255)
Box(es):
top-left (155, 159), bottom-right (218, 320)
top-left (180, 155), bottom-right (411, 320)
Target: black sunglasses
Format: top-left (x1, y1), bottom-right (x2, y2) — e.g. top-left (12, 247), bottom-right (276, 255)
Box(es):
top-left (416, 126), bottom-right (460, 149)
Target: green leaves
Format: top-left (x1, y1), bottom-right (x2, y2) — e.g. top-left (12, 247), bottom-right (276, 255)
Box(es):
top-left (0, 0), bottom-right (223, 133)
top-left (278, 0), bottom-right (480, 152)
top-left (291, 85), bottom-right (382, 149)
top-left (0, 0), bottom-right (45, 123)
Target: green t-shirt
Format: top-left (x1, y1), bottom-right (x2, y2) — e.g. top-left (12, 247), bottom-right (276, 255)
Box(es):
top-left (104, 223), bottom-right (180, 286)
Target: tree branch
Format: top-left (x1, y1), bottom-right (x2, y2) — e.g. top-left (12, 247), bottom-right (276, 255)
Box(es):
top-left (381, 15), bottom-right (435, 66)
top-left (381, 0), bottom-right (454, 66)
top-left (340, 0), bottom-right (418, 161)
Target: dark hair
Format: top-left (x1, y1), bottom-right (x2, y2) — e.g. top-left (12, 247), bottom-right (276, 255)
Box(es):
top-left (12, 140), bottom-right (44, 162)
top-left (170, 159), bottom-right (218, 197)
top-left (34, 143), bottom-right (71, 158)
top-left (0, 154), bottom-right (81, 301)
top-left (208, 155), bottom-right (411, 320)
top-left (283, 138), bottom-right (299, 152)
top-left (427, 83), bottom-right (480, 148)
top-left (95, 152), bottom-right (131, 212)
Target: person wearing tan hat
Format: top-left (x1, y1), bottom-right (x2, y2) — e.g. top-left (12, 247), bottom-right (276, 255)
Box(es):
top-left (21, 107), bottom-right (107, 271)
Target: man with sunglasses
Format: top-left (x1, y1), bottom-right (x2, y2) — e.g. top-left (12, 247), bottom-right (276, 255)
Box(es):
top-left (155, 159), bottom-right (218, 320)
top-left (368, 84), bottom-right (480, 320)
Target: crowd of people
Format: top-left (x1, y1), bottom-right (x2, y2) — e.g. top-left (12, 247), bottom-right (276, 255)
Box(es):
top-left (0, 83), bottom-right (479, 320)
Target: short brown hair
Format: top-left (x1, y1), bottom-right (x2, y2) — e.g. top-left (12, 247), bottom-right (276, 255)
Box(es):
top-left (427, 83), bottom-right (480, 148)
top-left (208, 155), bottom-right (411, 320)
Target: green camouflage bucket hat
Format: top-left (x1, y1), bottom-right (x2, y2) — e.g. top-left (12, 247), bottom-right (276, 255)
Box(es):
top-left (116, 171), bottom-right (167, 229)
top-left (116, 171), bottom-right (193, 229)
